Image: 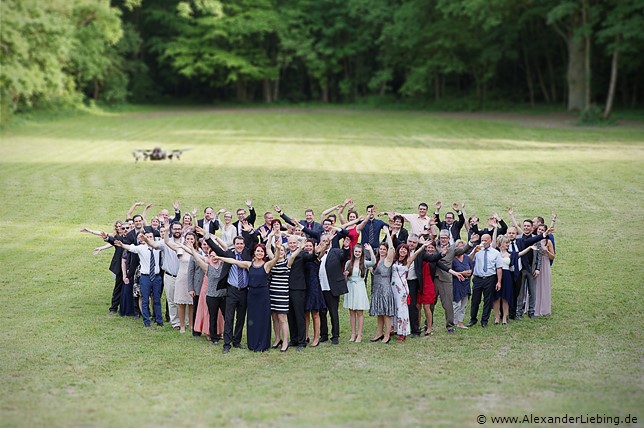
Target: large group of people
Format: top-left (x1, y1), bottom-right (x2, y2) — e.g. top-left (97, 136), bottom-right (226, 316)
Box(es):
top-left (83, 199), bottom-right (557, 353)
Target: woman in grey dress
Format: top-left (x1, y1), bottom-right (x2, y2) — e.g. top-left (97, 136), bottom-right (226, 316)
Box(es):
top-left (369, 226), bottom-right (396, 343)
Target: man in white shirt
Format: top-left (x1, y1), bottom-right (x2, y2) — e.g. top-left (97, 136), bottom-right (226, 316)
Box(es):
top-left (467, 234), bottom-right (503, 328)
top-left (115, 231), bottom-right (163, 328)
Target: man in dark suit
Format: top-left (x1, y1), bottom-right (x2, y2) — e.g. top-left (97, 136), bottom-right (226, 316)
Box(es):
top-left (285, 236), bottom-right (317, 351)
top-left (276, 206), bottom-right (324, 243)
top-left (232, 199), bottom-right (256, 236)
top-left (196, 207), bottom-right (219, 239)
top-left (317, 233), bottom-right (350, 344)
top-left (435, 201), bottom-right (466, 244)
top-left (206, 234), bottom-right (253, 354)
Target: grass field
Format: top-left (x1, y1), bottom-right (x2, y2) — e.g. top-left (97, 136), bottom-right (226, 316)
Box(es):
top-left (0, 107), bottom-right (643, 427)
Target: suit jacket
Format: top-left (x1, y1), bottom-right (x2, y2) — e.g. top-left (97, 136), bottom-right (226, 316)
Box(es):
top-left (287, 251), bottom-right (317, 290)
top-left (187, 256), bottom-right (204, 295)
top-left (104, 235), bottom-right (125, 276)
top-left (516, 233), bottom-right (546, 272)
top-left (392, 227), bottom-right (409, 248)
top-left (206, 235), bottom-right (253, 290)
top-left (323, 247), bottom-right (350, 297)
top-left (437, 211), bottom-right (466, 242)
top-left (471, 219), bottom-right (508, 239)
top-left (232, 207), bottom-right (256, 234)
top-left (280, 212), bottom-right (324, 243)
top-left (197, 218), bottom-right (219, 238)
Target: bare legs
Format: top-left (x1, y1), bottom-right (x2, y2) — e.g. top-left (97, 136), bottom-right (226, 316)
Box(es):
top-left (278, 313), bottom-right (289, 351)
top-left (421, 304), bottom-right (433, 335)
top-left (349, 309), bottom-right (357, 341)
top-left (493, 298), bottom-right (508, 324)
top-left (271, 313), bottom-right (281, 346)
top-left (177, 304), bottom-right (193, 333)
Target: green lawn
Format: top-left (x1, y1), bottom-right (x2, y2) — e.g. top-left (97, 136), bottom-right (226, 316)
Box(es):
top-left (0, 107), bottom-right (642, 427)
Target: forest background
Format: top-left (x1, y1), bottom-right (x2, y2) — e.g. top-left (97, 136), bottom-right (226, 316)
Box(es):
top-left (2, 0), bottom-right (644, 124)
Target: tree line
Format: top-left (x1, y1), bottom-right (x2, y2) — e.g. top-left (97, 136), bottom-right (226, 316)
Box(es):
top-left (2, 0), bottom-right (643, 121)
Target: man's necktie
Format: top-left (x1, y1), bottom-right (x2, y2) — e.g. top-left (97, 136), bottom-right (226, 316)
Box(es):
top-left (149, 248), bottom-right (156, 282)
top-left (369, 222), bottom-right (374, 244)
top-left (236, 253), bottom-right (244, 288)
top-left (483, 248), bottom-right (488, 272)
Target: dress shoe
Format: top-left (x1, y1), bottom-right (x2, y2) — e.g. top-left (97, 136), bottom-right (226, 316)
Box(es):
top-left (528, 313), bottom-right (535, 319)
top-left (331, 338), bottom-right (339, 345)
top-left (232, 343), bottom-right (246, 350)
top-left (296, 345), bottom-right (305, 352)
top-left (502, 321), bottom-right (508, 326)
top-left (396, 335), bottom-right (406, 342)
top-left (410, 333), bottom-right (420, 338)
top-left (211, 339), bottom-right (219, 345)
top-left (383, 336), bottom-right (391, 344)
top-left (280, 345), bottom-right (289, 353)
top-left (447, 328), bottom-right (455, 334)
top-left (271, 340), bottom-right (283, 349)
top-left (155, 322), bottom-right (164, 327)
top-left (223, 346), bottom-right (230, 354)
top-left (370, 335), bottom-right (385, 342)
top-left (310, 341), bottom-right (319, 347)
top-left (466, 321), bottom-right (477, 328)
top-left (494, 321), bottom-right (500, 325)
top-left (481, 323), bottom-right (488, 328)
top-left (288, 341), bottom-right (298, 347)
top-left (319, 337), bottom-right (328, 343)
top-left (144, 323), bottom-right (151, 328)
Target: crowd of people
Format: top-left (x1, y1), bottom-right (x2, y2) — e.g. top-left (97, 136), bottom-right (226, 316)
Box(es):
top-left (83, 199), bottom-right (557, 353)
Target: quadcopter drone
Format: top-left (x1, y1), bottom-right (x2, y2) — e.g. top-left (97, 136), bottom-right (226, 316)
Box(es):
top-left (132, 147), bottom-right (189, 163)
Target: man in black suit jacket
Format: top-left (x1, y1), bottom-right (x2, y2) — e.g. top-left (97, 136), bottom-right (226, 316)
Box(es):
top-left (276, 206), bottom-right (324, 243)
top-left (102, 223), bottom-right (130, 314)
top-left (232, 199), bottom-right (256, 237)
top-left (317, 234), bottom-right (350, 344)
top-left (435, 201), bottom-right (466, 244)
top-left (196, 207), bottom-right (219, 239)
top-left (285, 236), bottom-right (317, 351)
top-left (206, 234), bottom-right (253, 353)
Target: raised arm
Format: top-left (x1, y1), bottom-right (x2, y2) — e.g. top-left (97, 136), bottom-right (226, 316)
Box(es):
top-left (383, 226), bottom-right (395, 266)
top-left (183, 243), bottom-right (209, 273)
top-left (320, 204), bottom-right (341, 223)
top-left (126, 201), bottom-right (144, 219)
top-left (93, 243), bottom-right (113, 255)
top-left (406, 243), bottom-right (425, 268)
top-left (141, 203), bottom-right (154, 225)
top-left (264, 243), bottom-right (282, 272)
top-left (461, 202), bottom-right (469, 231)
top-left (287, 240), bottom-right (304, 268)
top-left (80, 227), bottom-right (108, 237)
top-left (215, 255), bottom-right (251, 270)
top-left (507, 207), bottom-right (519, 230)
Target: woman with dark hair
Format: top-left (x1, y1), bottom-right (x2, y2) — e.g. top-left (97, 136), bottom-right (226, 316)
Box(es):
top-left (390, 215), bottom-right (409, 247)
top-left (343, 243), bottom-right (376, 342)
top-left (303, 239), bottom-right (325, 347)
top-left (369, 227), bottom-right (395, 343)
top-left (391, 242), bottom-right (426, 342)
top-left (338, 199), bottom-right (361, 251)
top-left (266, 231), bottom-right (299, 351)
top-left (216, 242), bottom-right (280, 352)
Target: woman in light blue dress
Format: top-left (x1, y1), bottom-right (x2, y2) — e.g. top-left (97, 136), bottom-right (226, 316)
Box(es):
top-left (343, 243), bottom-right (375, 342)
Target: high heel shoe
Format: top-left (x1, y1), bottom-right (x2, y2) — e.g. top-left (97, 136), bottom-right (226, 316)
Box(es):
top-left (349, 335), bottom-right (356, 342)
top-left (383, 336), bottom-right (391, 344)
top-left (280, 344), bottom-right (289, 353)
top-left (272, 339), bottom-right (283, 349)
top-left (310, 340), bottom-right (319, 347)
top-left (370, 335), bottom-right (384, 342)
top-left (396, 335), bottom-right (406, 342)
top-left (355, 335), bottom-right (362, 343)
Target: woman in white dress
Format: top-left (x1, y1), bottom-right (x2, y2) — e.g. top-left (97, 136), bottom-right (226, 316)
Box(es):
top-left (391, 242), bottom-right (426, 342)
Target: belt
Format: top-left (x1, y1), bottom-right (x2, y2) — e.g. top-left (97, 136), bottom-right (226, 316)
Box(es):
top-left (165, 272), bottom-right (177, 278)
top-left (474, 275), bottom-right (495, 279)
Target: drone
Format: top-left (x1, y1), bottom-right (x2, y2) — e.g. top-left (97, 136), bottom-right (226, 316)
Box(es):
top-left (132, 147), bottom-right (190, 163)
